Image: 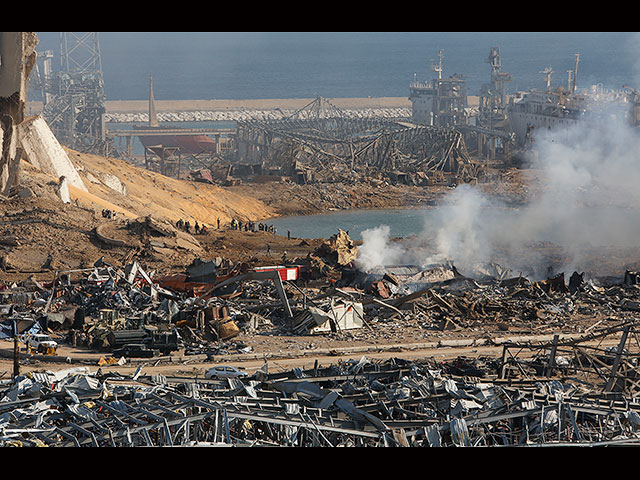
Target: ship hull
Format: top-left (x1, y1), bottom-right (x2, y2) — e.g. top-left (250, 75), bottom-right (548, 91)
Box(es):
top-left (508, 111), bottom-right (580, 146)
top-left (135, 126), bottom-right (218, 155)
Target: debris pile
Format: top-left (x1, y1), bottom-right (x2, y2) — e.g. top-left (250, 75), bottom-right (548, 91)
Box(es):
top-left (4, 345), bottom-right (640, 446)
top-left (1, 224), bottom-right (640, 447)
top-left (3, 235), bottom-right (640, 363)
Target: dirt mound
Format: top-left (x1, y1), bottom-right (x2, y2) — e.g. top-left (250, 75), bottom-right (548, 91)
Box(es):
top-left (0, 147), bottom-right (279, 280)
top-left (64, 147), bottom-right (274, 226)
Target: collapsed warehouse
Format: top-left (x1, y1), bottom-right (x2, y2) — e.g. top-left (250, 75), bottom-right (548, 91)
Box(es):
top-left (208, 96), bottom-right (479, 187)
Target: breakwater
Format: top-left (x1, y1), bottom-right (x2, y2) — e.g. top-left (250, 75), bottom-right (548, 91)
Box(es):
top-left (105, 107), bottom-right (413, 123)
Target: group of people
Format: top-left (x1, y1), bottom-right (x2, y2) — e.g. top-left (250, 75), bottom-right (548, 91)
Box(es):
top-left (101, 209), bottom-right (117, 220)
top-left (230, 219), bottom-right (276, 234)
top-left (176, 218), bottom-right (208, 235)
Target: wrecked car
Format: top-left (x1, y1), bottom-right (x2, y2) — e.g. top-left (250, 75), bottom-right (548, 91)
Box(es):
top-left (205, 365), bottom-right (249, 379)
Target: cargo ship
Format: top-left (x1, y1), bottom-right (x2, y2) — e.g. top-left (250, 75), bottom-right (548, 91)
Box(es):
top-left (507, 54), bottom-right (635, 146)
top-left (134, 126), bottom-right (219, 155)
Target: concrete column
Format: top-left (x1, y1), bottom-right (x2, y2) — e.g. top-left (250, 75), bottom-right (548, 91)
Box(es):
top-left (0, 32), bottom-right (39, 195)
top-left (0, 32), bottom-right (38, 124)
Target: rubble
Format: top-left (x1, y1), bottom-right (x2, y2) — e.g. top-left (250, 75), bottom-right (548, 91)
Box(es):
top-left (7, 32), bottom-right (640, 447)
top-left (4, 342), bottom-right (640, 446)
top-left (314, 228), bottom-right (358, 267)
top-left (0, 236), bottom-right (639, 447)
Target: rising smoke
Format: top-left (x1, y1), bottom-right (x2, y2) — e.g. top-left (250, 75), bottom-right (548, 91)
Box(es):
top-left (356, 100), bottom-right (640, 279)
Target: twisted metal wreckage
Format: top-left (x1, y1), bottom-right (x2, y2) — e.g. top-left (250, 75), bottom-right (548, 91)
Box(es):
top-left (3, 336), bottom-right (640, 447)
top-left (3, 257), bottom-right (640, 446)
top-left (230, 97), bottom-right (479, 185)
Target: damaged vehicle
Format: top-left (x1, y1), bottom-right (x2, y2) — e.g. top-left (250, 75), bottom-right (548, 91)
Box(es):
top-left (25, 333), bottom-right (58, 354)
top-left (111, 343), bottom-right (158, 358)
top-left (205, 365), bottom-right (249, 379)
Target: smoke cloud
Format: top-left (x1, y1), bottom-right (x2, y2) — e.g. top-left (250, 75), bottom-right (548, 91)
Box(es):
top-left (356, 97), bottom-right (640, 279)
top-left (356, 225), bottom-right (405, 271)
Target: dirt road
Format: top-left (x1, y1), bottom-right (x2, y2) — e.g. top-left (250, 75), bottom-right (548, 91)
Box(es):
top-left (0, 330), bottom-right (623, 380)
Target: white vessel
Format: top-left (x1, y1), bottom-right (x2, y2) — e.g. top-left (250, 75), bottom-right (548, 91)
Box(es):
top-left (508, 88), bottom-right (587, 146)
top-left (507, 54), bottom-right (635, 146)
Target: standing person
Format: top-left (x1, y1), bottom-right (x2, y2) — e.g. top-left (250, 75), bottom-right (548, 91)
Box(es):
top-left (266, 243), bottom-right (271, 256)
top-left (185, 220), bottom-right (191, 233)
top-left (274, 228), bottom-right (277, 239)
top-left (195, 221), bottom-right (200, 234)
top-left (287, 230), bottom-right (291, 240)
top-left (217, 218), bottom-right (220, 229)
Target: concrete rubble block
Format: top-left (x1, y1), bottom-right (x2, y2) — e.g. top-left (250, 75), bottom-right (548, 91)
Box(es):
top-left (315, 229), bottom-right (358, 266)
top-left (17, 186), bottom-right (35, 198)
top-left (57, 176), bottom-right (70, 203)
top-left (16, 115), bottom-right (88, 192)
top-left (100, 173), bottom-right (127, 195)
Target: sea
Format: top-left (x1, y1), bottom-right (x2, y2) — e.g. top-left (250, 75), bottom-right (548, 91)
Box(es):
top-left (33, 32), bottom-right (640, 102)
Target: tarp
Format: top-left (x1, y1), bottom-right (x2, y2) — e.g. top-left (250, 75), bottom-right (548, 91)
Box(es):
top-left (312, 301), bottom-right (364, 332)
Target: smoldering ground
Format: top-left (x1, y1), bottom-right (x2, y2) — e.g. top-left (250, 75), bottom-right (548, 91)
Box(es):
top-left (356, 104), bottom-right (640, 280)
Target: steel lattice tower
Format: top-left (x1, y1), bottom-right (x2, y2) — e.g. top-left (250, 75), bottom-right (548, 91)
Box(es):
top-left (41, 32), bottom-right (109, 155)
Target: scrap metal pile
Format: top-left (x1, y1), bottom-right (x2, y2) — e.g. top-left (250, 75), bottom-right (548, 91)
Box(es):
top-left (3, 347), bottom-right (640, 446)
top-left (2, 229), bottom-right (640, 445)
top-left (0, 231), bottom-right (359, 360)
top-left (0, 258), bottom-right (291, 358)
top-left (232, 96), bottom-right (478, 184)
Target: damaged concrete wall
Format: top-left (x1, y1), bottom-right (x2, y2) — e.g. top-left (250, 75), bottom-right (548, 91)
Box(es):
top-left (0, 32), bottom-right (38, 195)
top-left (17, 115), bottom-right (88, 192)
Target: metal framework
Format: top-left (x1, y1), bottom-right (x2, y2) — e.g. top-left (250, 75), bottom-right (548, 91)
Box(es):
top-left (39, 32), bottom-right (110, 156)
top-left (6, 349), bottom-right (640, 447)
top-left (498, 321), bottom-right (640, 397)
top-left (234, 96), bottom-right (476, 183)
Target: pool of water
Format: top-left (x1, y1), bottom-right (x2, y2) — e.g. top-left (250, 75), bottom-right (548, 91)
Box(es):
top-left (267, 208), bottom-right (439, 241)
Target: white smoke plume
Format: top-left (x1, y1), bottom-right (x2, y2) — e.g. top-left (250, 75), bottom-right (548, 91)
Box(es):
top-left (356, 97), bottom-right (640, 279)
top-left (355, 225), bottom-right (405, 271)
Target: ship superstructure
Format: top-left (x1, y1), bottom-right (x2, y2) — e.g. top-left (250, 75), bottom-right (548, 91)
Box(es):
top-left (507, 54), bottom-right (635, 146)
top-left (409, 50), bottom-right (468, 128)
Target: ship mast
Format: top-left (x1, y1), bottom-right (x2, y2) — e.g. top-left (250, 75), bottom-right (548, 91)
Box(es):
top-left (571, 53), bottom-right (580, 94)
top-left (540, 67), bottom-right (553, 93)
top-left (431, 49), bottom-right (443, 80)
